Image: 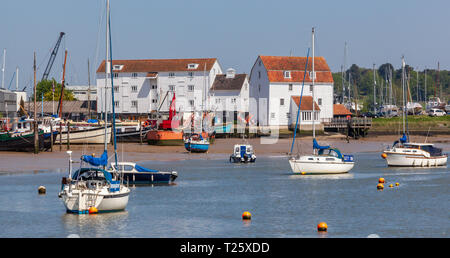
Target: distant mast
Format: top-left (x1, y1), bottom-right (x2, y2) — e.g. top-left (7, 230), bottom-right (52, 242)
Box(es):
top-left (311, 27), bottom-right (316, 153)
top-left (1, 48), bottom-right (5, 89)
top-left (373, 63), bottom-right (376, 113)
top-left (104, 0), bottom-right (110, 151)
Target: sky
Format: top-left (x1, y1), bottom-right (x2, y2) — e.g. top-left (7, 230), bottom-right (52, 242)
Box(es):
top-left (1, 0), bottom-right (450, 96)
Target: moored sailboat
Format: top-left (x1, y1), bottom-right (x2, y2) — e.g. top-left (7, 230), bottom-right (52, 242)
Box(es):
top-left (288, 28), bottom-right (354, 175)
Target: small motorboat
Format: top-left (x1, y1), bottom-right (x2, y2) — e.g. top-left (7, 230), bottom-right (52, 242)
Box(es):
top-left (184, 133), bottom-right (210, 153)
top-left (230, 144), bottom-right (256, 163)
top-left (109, 162), bottom-right (178, 185)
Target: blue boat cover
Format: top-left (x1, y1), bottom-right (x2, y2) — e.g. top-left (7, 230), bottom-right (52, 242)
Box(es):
top-left (81, 150), bottom-right (108, 166)
top-left (400, 133), bottom-right (408, 143)
top-left (313, 138), bottom-right (330, 150)
top-left (134, 164), bottom-right (159, 173)
top-left (87, 119), bottom-right (98, 123)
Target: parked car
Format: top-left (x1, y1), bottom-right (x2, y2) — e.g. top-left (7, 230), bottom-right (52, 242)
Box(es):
top-left (428, 108), bottom-right (446, 117)
top-left (361, 112), bottom-right (378, 118)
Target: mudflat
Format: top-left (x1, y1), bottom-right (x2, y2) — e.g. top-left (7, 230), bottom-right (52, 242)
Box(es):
top-left (0, 133), bottom-right (449, 173)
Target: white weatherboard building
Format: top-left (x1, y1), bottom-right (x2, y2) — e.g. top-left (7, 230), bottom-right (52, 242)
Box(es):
top-left (210, 68), bottom-right (249, 114)
top-left (96, 58), bottom-right (222, 116)
top-left (249, 56), bottom-right (334, 127)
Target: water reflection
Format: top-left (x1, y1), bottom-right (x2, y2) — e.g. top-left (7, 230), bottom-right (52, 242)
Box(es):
top-left (61, 211), bottom-right (129, 237)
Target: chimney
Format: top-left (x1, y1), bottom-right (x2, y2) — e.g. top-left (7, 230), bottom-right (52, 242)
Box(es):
top-left (226, 68), bottom-right (236, 79)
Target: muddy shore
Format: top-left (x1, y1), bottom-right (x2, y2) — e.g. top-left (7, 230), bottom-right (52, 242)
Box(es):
top-left (0, 133), bottom-right (449, 173)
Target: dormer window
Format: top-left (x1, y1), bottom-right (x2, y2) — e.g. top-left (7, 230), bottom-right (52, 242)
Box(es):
top-left (309, 71), bottom-right (316, 80)
top-left (113, 65), bottom-right (123, 71)
top-left (284, 71), bottom-right (291, 78)
top-left (187, 63), bottom-right (199, 69)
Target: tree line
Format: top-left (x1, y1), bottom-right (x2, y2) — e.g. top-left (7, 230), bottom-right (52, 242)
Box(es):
top-left (332, 64), bottom-right (449, 112)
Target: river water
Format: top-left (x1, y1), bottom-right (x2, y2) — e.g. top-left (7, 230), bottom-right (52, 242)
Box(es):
top-left (0, 152), bottom-right (448, 238)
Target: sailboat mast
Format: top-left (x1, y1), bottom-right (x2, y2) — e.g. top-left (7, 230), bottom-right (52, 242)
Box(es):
top-left (311, 27), bottom-right (316, 154)
top-left (401, 56), bottom-right (406, 134)
top-left (373, 63), bottom-right (376, 113)
top-left (1, 48), bottom-right (5, 89)
top-left (104, 0), bottom-right (110, 151)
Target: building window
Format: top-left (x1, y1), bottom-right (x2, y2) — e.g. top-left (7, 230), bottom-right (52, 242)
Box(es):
top-left (189, 100), bottom-right (194, 107)
top-left (131, 101), bottom-right (137, 107)
top-left (289, 84), bottom-right (293, 91)
top-left (131, 85), bottom-right (138, 92)
top-left (188, 85), bottom-right (194, 92)
top-left (270, 113), bottom-right (275, 119)
top-left (114, 101), bottom-right (119, 108)
top-left (309, 71), bottom-right (316, 80)
top-left (284, 71), bottom-right (291, 78)
top-left (231, 98), bottom-right (236, 104)
top-left (215, 98), bottom-right (221, 104)
top-left (187, 63), bottom-right (199, 69)
top-left (258, 71), bottom-right (261, 79)
top-left (188, 72), bottom-right (194, 77)
top-left (286, 112), bottom-right (290, 119)
top-left (151, 85), bottom-right (157, 89)
top-left (169, 72), bottom-right (175, 77)
top-left (132, 73), bottom-right (138, 78)
top-left (114, 73), bottom-right (119, 78)
top-left (302, 111), bottom-right (312, 121)
top-left (113, 65), bottom-right (123, 70)
top-left (310, 85), bottom-right (313, 92)
top-left (169, 85), bottom-right (175, 91)
top-left (114, 86), bottom-right (119, 92)
top-left (280, 98), bottom-right (284, 106)
top-left (152, 99), bottom-right (157, 103)
top-left (318, 98), bottom-right (322, 106)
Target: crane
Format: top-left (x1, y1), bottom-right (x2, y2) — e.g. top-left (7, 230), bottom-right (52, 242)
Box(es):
top-left (41, 32), bottom-right (65, 81)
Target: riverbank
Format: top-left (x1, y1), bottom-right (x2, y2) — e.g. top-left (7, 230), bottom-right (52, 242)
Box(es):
top-left (0, 133), bottom-right (449, 173)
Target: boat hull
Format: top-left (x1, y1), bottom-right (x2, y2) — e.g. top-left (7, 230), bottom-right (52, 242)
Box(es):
top-left (116, 127), bottom-right (151, 142)
top-left (55, 127), bottom-right (111, 144)
top-left (122, 172), bottom-right (177, 185)
top-left (0, 131), bottom-right (55, 152)
top-left (146, 130), bottom-right (184, 146)
top-left (384, 152), bottom-right (447, 167)
top-left (289, 157), bottom-right (354, 174)
top-left (61, 187), bottom-right (130, 214)
top-left (185, 142), bottom-right (209, 153)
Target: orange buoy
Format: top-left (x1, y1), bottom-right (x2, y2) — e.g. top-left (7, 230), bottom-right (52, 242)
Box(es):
top-left (395, 182), bottom-right (400, 186)
top-left (378, 178), bottom-right (385, 183)
top-left (381, 153), bottom-right (387, 159)
top-left (242, 211), bottom-right (252, 220)
top-left (389, 184), bottom-right (394, 188)
top-left (89, 207), bottom-right (98, 214)
top-left (377, 183), bottom-right (384, 190)
top-left (317, 222), bottom-right (328, 232)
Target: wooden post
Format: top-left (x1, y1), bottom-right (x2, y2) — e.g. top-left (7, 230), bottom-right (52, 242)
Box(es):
top-left (139, 117), bottom-right (143, 145)
top-left (67, 121), bottom-right (70, 150)
top-left (50, 122), bottom-right (53, 152)
top-left (59, 122), bottom-right (62, 151)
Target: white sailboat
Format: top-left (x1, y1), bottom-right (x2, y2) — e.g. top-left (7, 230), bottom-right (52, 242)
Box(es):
top-left (58, 0), bottom-right (130, 214)
top-left (289, 28), bottom-right (354, 174)
top-left (381, 57), bottom-right (447, 167)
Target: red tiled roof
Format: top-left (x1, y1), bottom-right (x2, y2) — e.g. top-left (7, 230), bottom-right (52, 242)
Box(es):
top-left (333, 104), bottom-right (352, 116)
top-left (291, 96), bottom-right (320, 111)
top-left (96, 58), bottom-right (217, 73)
top-left (260, 56), bottom-right (333, 83)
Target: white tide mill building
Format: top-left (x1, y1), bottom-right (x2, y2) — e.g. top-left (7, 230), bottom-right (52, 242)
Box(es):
top-left (96, 58), bottom-right (222, 116)
top-left (249, 55), bottom-right (334, 127)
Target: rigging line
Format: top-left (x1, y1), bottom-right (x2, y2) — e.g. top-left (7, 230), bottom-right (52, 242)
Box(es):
top-left (289, 47), bottom-right (310, 155)
top-left (93, 1), bottom-right (106, 83)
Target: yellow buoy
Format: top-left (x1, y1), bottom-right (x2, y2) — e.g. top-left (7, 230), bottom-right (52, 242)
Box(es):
top-left (395, 182), bottom-right (399, 186)
top-left (377, 183), bottom-right (384, 190)
top-left (38, 186), bottom-right (46, 194)
top-left (301, 172), bottom-right (306, 175)
top-left (89, 207), bottom-right (98, 214)
top-left (317, 222), bottom-right (328, 232)
top-left (381, 153), bottom-right (387, 159)
top-left (242, 211), bottom-right (252, 220)
top-left (389, 184), bottom-right (394, 188)
top-left (378, 178), bottom-right (385, 183)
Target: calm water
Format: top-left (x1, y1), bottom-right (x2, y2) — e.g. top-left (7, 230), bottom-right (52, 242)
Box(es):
top-left (0, 152), bottom-right (448, 238)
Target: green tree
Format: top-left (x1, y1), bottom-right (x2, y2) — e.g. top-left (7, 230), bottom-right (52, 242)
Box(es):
top-left (34, 79), bottom-right (76, 101)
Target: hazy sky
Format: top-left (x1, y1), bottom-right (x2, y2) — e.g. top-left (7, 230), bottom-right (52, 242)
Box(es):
top-left (1, 0), bottom-right (449, 95)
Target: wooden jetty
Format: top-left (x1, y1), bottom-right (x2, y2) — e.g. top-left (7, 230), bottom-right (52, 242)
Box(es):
top-left (323, 117), bottom-right (372, 139)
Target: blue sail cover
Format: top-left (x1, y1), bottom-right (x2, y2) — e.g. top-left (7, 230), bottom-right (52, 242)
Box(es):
top-left (400, 133), bottom-right (408, 143)
top-left (81, 151), bottom-right (108, 166)
top-left (313, 138), bottom-right (330, 150)
top-left (134, 164), bottom-right (159, 173)
top-left (87, 119), bottom-right (98, 123)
